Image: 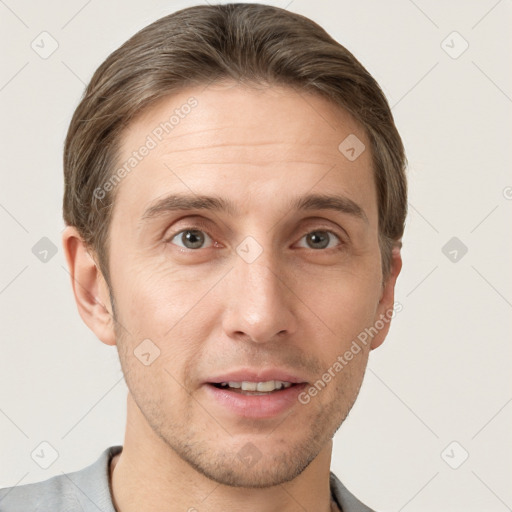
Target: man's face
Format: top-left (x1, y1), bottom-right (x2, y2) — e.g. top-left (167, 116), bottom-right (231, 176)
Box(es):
top-left (105, 82), bottom-right (394, 487)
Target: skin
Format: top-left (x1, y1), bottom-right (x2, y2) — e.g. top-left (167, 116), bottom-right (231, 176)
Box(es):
top-left (63, 81), bottom-right (402, 512)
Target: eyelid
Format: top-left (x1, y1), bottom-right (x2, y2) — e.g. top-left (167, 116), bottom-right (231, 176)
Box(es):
top-left (298, 224), bottom-right (345, 240)
top-left (296, 216), bottom-right (348, 240)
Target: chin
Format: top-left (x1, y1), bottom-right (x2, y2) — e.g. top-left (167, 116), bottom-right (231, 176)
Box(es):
top-left (192, 455), bottom-right (312, 489)
top-left (168, 430), bottom-right (325, 489)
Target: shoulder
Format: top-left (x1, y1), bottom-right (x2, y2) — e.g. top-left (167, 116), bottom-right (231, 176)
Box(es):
top-left (0, 474), bottom-right (82, 512)
top-left (0, 445), bottom-right (122, 512)
top-left (330, 471), bottom-right (377, 512)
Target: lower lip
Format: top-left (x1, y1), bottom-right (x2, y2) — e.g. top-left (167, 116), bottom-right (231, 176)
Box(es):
top-left (204, 383), bottom-right (307, 419)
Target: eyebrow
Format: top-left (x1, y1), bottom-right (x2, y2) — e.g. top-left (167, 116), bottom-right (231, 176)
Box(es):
top-left (140, 192), bottom-right (368, 224)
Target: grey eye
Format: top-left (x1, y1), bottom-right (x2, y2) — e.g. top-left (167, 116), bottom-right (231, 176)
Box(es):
top-left (171, 229), bottom-right (213, 250)
top-left (298, 230), bottom-right (341, 250)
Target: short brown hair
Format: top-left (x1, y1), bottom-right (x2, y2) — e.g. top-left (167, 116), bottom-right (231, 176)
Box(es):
top-left (63, 2), bottom-right (407, 287)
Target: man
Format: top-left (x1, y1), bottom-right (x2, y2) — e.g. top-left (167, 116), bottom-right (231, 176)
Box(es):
top-left (0, 3), bottom-right (406, 511)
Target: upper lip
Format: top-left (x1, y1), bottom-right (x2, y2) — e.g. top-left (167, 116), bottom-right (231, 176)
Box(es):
top-left (206, 368), bottom-right (308, 384)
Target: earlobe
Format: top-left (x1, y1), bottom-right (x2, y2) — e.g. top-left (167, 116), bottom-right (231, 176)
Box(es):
top-left (370, 245), bottom-right (403, 350)
top-left (61, 226), bottom-right (116, 346)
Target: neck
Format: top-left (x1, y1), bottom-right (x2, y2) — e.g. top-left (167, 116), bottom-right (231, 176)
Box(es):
top-left (110, 393), bottom-right (336, 512)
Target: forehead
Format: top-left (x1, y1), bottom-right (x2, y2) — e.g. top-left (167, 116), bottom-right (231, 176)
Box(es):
top-left (111, 82), bottom-right (377, 227)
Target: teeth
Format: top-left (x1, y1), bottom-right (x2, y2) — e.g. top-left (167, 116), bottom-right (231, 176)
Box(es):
top-left (242, 381), bottom-right (258, 391)
top-left (257, 381), bottom-right (275, 392)
top-left (219, 380), bottom-right (293, 392)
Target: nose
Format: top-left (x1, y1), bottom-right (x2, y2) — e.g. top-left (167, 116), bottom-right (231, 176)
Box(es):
top-left (221, 250), bottom-right (298, 344)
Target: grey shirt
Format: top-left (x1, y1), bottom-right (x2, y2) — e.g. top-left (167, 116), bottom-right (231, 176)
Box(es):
top-left (0, 445), bottom-right (375, 511)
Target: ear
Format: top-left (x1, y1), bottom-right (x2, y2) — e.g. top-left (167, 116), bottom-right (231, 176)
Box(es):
top-left (62, 226), bottom-right (116, 346)
top-left (370, 245), bottom-right (403, 350)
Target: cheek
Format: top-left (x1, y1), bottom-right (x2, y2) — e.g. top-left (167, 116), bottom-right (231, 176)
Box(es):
top-left (112, 257), bottom-right (219, 379)
top-left (296, 267), bottom-right (381, 344)
top-left (113, 255), bottom-right (200, 332)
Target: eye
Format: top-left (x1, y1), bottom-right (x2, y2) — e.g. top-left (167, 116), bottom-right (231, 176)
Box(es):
top-left (169, 228), bottom-right (214, 250)
top-left (167, 227), bottom-right (343, 252)
top-left (296, 230), bottom-right (342, 250)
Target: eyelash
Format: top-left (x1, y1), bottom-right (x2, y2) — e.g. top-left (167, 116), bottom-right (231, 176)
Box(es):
top-left (165, 224), bottom-right (345, 252)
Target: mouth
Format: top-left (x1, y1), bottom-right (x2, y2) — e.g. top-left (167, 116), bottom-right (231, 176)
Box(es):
top-left (204, 375), bottom-right (308, 418)
top-left (209, 380), bottom-right (301, 395)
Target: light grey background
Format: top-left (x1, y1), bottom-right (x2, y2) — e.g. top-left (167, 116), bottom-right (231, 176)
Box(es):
top-left (1, 1), bottom-right (511, 510)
